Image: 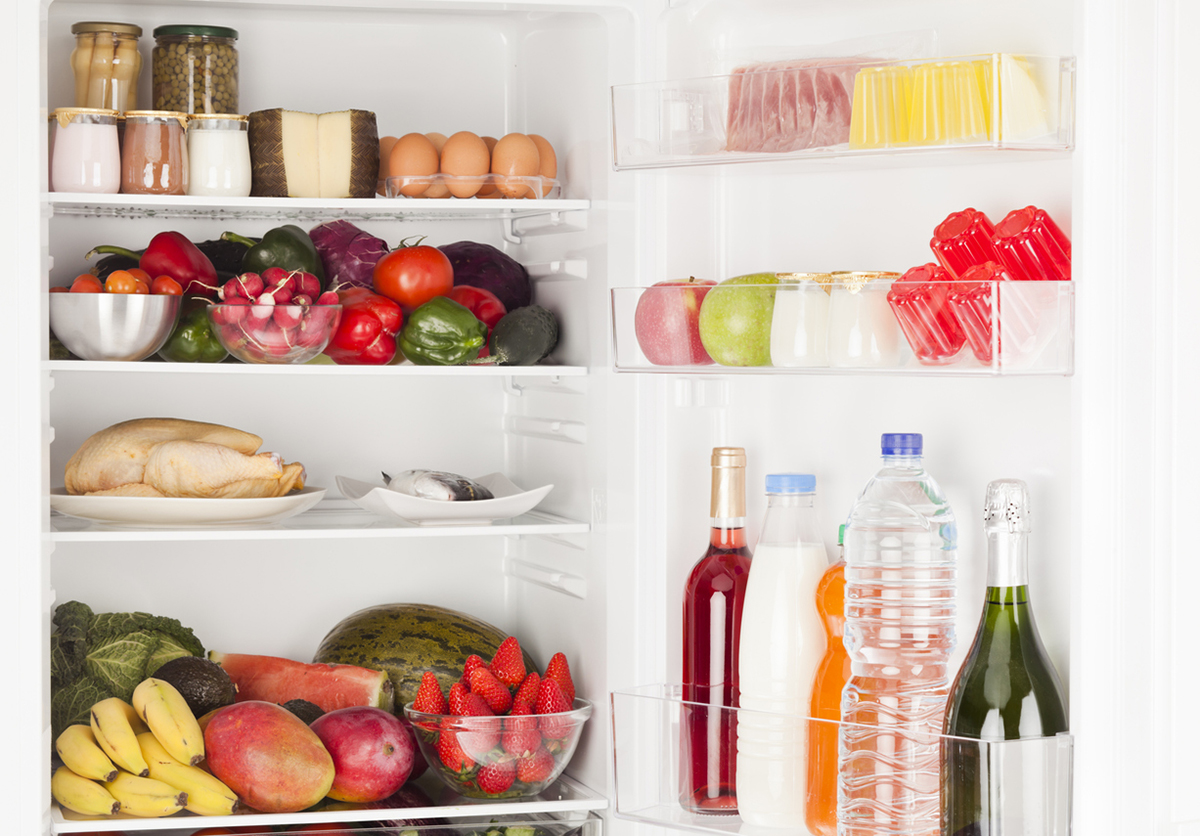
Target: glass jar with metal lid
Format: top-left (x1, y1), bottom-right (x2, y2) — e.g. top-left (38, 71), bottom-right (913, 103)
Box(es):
top-left (122, 110), bottom-right (189, 195)
top-left (187, 114), bottom-right (251, 197)
top-left (827, 271), bottom-right (905, 368)
top-left (152, 25), bottom-right (239, 114)
top-left (70, 22), bottom-right (143, 112)
top-left (50, 108), bottom-right (121, 194)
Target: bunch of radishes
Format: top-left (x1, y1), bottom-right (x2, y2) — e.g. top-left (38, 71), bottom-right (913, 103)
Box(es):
top-left (208, 267), bottom-right (342, 361)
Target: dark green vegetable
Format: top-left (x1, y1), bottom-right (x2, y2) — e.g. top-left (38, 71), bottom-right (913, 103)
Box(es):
top-left (195, 237), bottom-right (254, 279)
top-left (50, 600), bottom-right (205, 738)
top-left (222, 224), bottom-right (325, 286)
top-left (398, 296), bottom-right (488, 366)
top-left (158, 298), bottom-right (229, 363)
top-left (470, 305), bottom-right (559, 366)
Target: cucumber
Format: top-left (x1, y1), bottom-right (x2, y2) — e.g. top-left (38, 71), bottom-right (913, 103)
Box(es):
top-left (470, 305), bottom-right (559, 366)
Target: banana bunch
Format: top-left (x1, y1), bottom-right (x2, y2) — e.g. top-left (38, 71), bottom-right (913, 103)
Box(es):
top-left (52, 676), bottom-right (237, 818)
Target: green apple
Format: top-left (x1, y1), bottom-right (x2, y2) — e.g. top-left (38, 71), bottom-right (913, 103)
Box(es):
top-left (698, 272), bottom-right (779, 366)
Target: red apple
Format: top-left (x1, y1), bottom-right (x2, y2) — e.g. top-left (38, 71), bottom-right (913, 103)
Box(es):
top-left (633, 277), bottom-right (717, 365)
top-left (310, 706), bottom-right (415, 803)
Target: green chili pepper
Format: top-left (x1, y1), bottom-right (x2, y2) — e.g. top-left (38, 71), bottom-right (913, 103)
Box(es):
top-left (221, 224), bottom-right (326, 286)
top-left (398, 296), bottom-right (489, 366)
top-left (158, 298), bottom-right (229, 363)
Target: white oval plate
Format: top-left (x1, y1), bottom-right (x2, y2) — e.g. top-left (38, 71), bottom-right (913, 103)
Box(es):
top-left (50, 486), bottom-right (326, 528)
top-left (336, 473), bottom-right (553, 526)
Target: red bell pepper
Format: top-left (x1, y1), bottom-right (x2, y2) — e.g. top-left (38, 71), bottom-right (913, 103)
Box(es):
top-left (87, 231), bottom-right (220, 298)
top-left (447, 285), bottom-right (505, 358)
top-left (323, 286), bottom-right (404, 365)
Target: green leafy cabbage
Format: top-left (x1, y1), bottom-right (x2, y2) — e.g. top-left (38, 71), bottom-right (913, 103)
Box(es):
top-left (50, 601), bottom-right (205, 737)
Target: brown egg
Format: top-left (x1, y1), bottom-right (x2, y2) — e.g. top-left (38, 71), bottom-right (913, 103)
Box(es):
top-left (423, 133), bottom-right (451, 197)
top-left (388, 133), bottom-right (439, 197)
top-left (377, 136), bottom-right (398, 195)
top-left (439, 131), bottom-right (490, 198)
top-left (477, 136), bottom-right (500, 197)
top-left (527, 134), bottom-right (557, 197)
top-left (491, 133), bottom-right (540, 198)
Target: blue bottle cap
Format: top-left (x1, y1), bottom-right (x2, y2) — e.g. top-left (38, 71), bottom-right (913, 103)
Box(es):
top-left (881, 433), bottom-right (923, 456)
top-left (765, 473), bottom-right (816, 493)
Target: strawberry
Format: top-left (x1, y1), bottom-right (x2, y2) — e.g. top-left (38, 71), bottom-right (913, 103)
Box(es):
top-left (477, 758), bottom-right (517, 795)
top-left (534, 676), bottom-right (574, 740)
top-left (502, 698), bottom-right (541, 756)
top-left (462, 691), bottom-right (494, 717)
top-left (448, 681), bottom-right (471, 716)
top-left (469, 667), bottom-right (514, 715)
top-left (516, 745), bottom-right (556, 784)
top-left (437, 727), bottom-right (476, 776)
top-left (544, 652), bottom-right (576, 703)
top-left (514, 671), bottom-right (541, 706)
top-left (413, 671), bottom-right (448, 715)
top-left (489, 636), bottom-right (526, 689)
top-left (460, 653), bottom-right (487, 687)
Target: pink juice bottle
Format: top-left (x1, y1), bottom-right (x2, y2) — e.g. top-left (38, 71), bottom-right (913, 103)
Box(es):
top-left (681, 446), bottom-right (752, 814)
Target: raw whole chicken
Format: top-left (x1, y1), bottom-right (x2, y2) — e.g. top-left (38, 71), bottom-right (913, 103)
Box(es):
top-left (64, 418), bottom-right (306, 498)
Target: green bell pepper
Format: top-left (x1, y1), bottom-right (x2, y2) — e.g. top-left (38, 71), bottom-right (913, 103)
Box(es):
top-left (398, 296), bottom-right (488, 365)
top-left (221, 224), bottom-right (325, 286)
top-left (158, 298), bottom-right (229, 363)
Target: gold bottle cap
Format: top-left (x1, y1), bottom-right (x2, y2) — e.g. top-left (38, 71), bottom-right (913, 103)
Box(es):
top-left (710, 446), bottom-right (747, 519)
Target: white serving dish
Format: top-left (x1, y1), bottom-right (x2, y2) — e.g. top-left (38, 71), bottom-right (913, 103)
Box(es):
top-left (336, 472), bottom-right (553, 525)
top-left (49, 486), bottom-right (326, 528)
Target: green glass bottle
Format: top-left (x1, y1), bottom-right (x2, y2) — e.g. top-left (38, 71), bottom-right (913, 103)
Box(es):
top-left (942, 479), bottom-right (1068, 836)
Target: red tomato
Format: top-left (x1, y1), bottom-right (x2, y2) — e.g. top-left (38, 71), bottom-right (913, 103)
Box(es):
top-left (447, 284), bottom-right (506, 329)
top-left (151, 275), bottom-right (184, 295)
top-left (104, 270), bottom-right (139, 294)
top-left (127, 267), bottom-right (152, 284)
top-left (372, 243), bottom-right (454, 312)
top-left (70, 274), bottom-right (103, 293)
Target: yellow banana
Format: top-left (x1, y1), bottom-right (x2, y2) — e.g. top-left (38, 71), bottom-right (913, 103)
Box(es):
top-left (103, 770), bottom-right (187, 818)
top-left (132, 677), bottom-right (205, 766)
top-left (55, 724), bottom-right (118, 782)
top-left (51, 766), bottom-right (120, 817)
top-left (91, 697), bottom-right (150, 777)
top-left (137, 732), bottom-right (238, 817)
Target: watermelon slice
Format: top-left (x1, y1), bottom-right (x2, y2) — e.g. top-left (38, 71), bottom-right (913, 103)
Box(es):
top-left (209, 651), bottom-right (394, 713)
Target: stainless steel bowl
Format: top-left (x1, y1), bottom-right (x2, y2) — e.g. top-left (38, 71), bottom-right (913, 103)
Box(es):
top-left (49, 293), bottom-right (182, 361)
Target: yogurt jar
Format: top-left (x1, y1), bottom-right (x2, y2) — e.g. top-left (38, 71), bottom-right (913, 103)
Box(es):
top-left (187, 113), bottom-right (251, 197)
top-left (826, 271), bottom-right (905, 368)
top-left (121, 110), bottom-right (189, 195)
top-left (50, 107), bottom-right (121, 193)
top-left (770, 272), bottom-right (833, 368)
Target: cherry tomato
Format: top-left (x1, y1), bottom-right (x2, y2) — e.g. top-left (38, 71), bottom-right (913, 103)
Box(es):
top-left (151, 275), bottom-right (184, 295)
top-left (133, 279), bottom-right (150, 294)
top-left (104, 270), bottom-right (139, 294)
top-left (49, 286), bottom-right (68, 293)
top-left (371, 241), bottom-right (454, 312)
top-left (70, 274), bottom-right (103, 293)
top-left (127, 267), bottom-right (152, 284)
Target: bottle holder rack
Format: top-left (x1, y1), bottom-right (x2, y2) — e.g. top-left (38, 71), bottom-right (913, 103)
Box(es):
top-left (610, 684), bottom-right (1073, 836)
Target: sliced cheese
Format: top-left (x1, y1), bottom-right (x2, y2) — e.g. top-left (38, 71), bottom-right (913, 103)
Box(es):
top-left (249, 108), bottom-right (379, 198)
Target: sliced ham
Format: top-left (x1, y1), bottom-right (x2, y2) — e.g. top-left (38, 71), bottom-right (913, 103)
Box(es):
top-left (726, 58), bottom-right (861, 153)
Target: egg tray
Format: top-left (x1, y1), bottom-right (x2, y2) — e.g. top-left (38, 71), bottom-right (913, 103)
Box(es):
top-left (380, 173), bottom-right (562, 200)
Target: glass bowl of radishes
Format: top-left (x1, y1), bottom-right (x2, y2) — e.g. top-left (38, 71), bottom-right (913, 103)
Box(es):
top-left (207, 268), bottom-right (342, 364)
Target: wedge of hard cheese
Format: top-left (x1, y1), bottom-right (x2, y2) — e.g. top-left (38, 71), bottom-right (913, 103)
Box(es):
top-left (249, 109), bottom-right (380, 198)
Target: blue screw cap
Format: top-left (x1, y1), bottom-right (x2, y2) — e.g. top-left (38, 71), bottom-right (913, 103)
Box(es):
top-left (766, 473), bottom-right (816, 493)
top-left (881, 433), bottom-right (923, 456)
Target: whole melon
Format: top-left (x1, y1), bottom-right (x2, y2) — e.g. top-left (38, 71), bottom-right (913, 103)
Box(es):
top-left (312, 603), bottom-right (538, 712)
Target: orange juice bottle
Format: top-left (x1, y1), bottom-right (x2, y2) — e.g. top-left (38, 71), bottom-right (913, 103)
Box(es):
top-left (806, 524), bottom-right (850, 836)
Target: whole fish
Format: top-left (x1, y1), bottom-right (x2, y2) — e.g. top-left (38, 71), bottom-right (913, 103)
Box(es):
top-left (383, 469), bottom-right (494, 501)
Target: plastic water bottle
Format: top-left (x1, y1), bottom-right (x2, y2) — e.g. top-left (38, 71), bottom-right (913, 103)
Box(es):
top-left (736, 473), bottom-right (828, 827)
top-left (838, 433), bottom-right (957, 836)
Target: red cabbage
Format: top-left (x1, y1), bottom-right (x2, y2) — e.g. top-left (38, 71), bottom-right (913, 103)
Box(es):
top-left (439, 241), bottom-right (531, 311)
top-left (310, 220), bottom-right (389, 290)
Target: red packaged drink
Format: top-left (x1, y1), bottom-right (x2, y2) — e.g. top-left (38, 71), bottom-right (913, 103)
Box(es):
top-left (930, 208), bottom-right (1003, 278)
top-left (946, 261), bottom-right (1039, 365)
top-left (993, 205), bottom-right (1072, 281)
top-left (886, 263), bottom-right (966, 365)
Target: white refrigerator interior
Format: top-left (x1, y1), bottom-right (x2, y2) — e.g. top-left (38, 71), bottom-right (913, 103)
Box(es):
top-left (0, 0), bottom-right (1195, 834)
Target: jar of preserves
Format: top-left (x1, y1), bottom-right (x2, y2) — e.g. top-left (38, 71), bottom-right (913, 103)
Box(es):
top-left (50, 108), bottom-right (121, 194)
top-left (122, 110), bottom-right (189, 195)
top-left (187, 114), bottom-right (251, 197)
top-left (152, 25), bottom-right (239, 114)
top-left (70, 22), bottom-right (143, 112)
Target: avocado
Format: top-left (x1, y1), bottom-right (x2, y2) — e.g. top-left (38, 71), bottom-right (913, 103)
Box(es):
top-left (152, 655), bottom-right (238, 717)
top-left (281, 699), bottom-right (325, 725)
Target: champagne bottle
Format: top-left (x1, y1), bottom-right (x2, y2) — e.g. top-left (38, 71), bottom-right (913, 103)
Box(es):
top-left (680, 447), bottom-right (752, 814)
top-left (942, 479), bottom-right (1068, 836)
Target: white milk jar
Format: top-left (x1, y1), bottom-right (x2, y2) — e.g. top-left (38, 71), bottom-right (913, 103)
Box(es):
top-left (187, 113), bottom-right (251, 197)
top-left (50, 108), bottom-right (120, 193)
top-left (770, 272), bottom-right (832, 367)
top-left (827, 271), bottom-right (905, 368)
top-left (736, 473), bottom-right (829, 827)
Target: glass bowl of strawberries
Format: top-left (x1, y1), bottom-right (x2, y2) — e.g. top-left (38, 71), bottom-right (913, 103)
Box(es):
top-left (404, 641), bottom-right (590, 800)
top-left (206, 268), bottom-right (342, 364)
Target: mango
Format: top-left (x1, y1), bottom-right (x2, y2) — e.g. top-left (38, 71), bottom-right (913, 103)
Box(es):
top-left (204, 701), bottom-right (334, 813)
